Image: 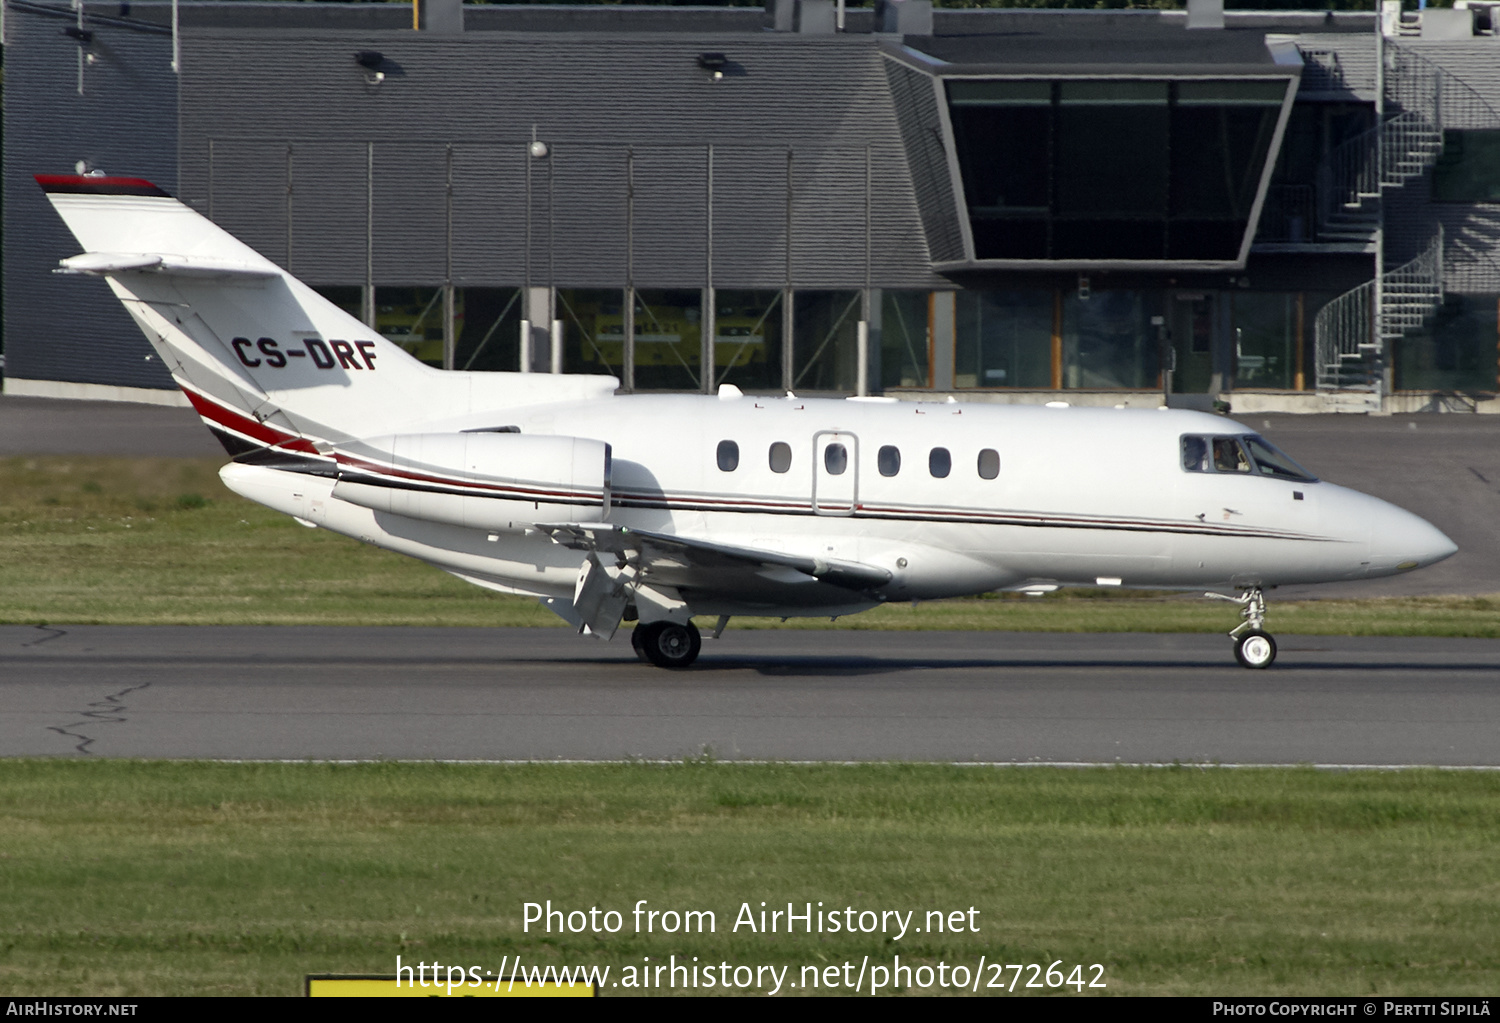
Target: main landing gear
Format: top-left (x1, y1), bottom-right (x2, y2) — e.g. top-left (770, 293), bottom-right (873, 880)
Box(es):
top-left (1208, 587), bottom-right (1277, 669)
top-left (631, 620), bottom-right (702, 669)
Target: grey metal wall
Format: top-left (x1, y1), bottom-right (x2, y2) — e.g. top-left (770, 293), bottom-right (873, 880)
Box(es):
top-left (3, 6), bottom-right (178, 389)
top-left (884, 55), bottom-right (964, 267)
top-left (176, 30), bottom-right (945, 292)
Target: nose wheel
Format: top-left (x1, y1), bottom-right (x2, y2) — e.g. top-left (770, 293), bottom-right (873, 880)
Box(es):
top-left (632, 620), bottom-right (702, 669)
top-left (1233, 629), bottom-right (1277, 669)
top-left (1209, 587), bottom-right (1277, 669)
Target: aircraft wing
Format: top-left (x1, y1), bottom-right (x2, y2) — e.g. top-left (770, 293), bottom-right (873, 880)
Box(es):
top-left (538, 524), bottom-right (893, 594)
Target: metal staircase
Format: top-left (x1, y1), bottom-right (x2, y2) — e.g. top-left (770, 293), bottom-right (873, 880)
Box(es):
top-left (1313, 40), bottom-right (1500, 411)
top-left (1315, 228), bottom-right (1442, 408)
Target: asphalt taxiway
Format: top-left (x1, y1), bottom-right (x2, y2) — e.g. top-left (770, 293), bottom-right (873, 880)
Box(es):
top-left (4, 625), bottom-right (1497, 765)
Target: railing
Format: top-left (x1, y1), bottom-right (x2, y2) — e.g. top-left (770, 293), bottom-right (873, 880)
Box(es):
top-left (1316, 229), bottom-right (1443, 399)
top-left (1309, 42), bottom-right (1499, 406)
top-left (1314, 281), bottom-right (1376, 393)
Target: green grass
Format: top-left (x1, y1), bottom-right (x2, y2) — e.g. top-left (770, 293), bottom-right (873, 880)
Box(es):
top-left (1, 761), bottom-right (1497, 996)
top-left (2, 454), bottom-right (1497, 635)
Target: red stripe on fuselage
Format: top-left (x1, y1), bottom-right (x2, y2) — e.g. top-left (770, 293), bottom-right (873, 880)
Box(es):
top-left (181, 388), bottom-right (318, 454)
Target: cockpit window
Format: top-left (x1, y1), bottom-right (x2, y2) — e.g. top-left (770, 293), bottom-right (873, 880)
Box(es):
top-left (1182, 434), bottom-right (1317, 482)
top-left (1213, 437), bottom-right (1251, 473)
top-left (1181, 435), bottom-right (1211, 473)
top-left (1243, 435), bottom-right (1318, 482)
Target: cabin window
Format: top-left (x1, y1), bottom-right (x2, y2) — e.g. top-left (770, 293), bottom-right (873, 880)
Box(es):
top-left (824, 443), bottom-right (849, 475)
top-left (929, 447), bottom-right (952, 478)
top-left (878, 445), bottom-right (901, 477)
top-left (716, 440), bottom-right (739, 472)
top-left (769, 442), bottom-right (792, 473)
top-left (977, 448), bottom-right (1000, 479)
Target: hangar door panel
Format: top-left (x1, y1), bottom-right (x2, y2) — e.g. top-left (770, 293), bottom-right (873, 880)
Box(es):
top-left (289, 142), bottom-right (370, 285)
top-left (712, 146), bottom-right (791, 290)
top-left (209, 140), bottom-right (288, 270)
top-left (551, 145), bottom-right (628, 288)
top-left (450, 144), bottom-right (527, 287)
top-left (372, 143), bottom-right (449, 287)
top-left (631, 147), bottom-right (708, 288)
top-left (791, 150), bottom-right (867, 289)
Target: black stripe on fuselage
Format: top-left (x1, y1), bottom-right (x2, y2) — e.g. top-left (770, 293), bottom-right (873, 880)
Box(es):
top-left (262, 461), bottom-right (1335, 544)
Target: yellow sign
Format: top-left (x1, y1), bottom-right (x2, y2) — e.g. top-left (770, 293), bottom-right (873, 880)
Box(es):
top-left (305, 974), bottom-right (597, 997)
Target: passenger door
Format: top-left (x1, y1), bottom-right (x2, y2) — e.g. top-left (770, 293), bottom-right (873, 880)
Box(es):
top-left (812, 431), bottom-right (858, 516)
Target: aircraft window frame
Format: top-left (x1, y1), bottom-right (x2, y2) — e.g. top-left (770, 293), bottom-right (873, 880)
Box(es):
top-left (769, 442), bottom-right (792, 474)
top-left (716, 440), bottom-right (739, 472)
top-left (1181, 435), bottom-right (1212, 473)
top-left (977, 448), bottom-right (1000, 480)
top-left (1181, 433), bottom-right (1318, 482)
top-left (878, 445), bottom-right (901, 477)
top-left (1243, 435), bottom-right (1318, 482)
top-left (824, 442), bottom-right (849, 476)
top-left (929, 447), bottom-right (952, 479)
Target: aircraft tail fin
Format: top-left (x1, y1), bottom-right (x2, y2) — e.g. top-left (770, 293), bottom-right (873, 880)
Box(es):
top-left (36, 174), bottom-right (616, 458)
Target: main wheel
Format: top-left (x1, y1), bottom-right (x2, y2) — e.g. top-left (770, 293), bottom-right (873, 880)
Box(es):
top-left (630, 624), bottom-right (651, 663)
top-left (636, 620), bottom-right (701, 669)
top-left (1234, 629), bottom-right (1277, 669)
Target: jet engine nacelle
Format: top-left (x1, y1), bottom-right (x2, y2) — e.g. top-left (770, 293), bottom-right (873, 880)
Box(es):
top-left (330, 432), bottom-right (611, 531)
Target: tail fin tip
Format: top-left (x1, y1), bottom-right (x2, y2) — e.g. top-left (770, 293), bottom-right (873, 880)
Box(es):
top-left (35, 173), bottom-right (171, 198)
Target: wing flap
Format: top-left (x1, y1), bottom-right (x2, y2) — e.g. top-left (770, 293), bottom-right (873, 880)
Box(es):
top-left (537, 524), bottom-right (892, 593)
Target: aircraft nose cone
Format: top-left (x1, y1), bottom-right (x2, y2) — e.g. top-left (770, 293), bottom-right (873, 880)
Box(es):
top-left (1368, 504), bottom-right (1457, 575)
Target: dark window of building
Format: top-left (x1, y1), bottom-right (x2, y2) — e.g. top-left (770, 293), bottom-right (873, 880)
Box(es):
top-left (1063, 290), bottom-right (1162, 389)
top-left (881, 291), bottom-right (932, 389)
top-left (453, 287), bottom-right (523, 372)
top-left (878, 445), bottom-right (901, 477)
top-left (978, 448), bottom-right (1000, 479)
top-left (559, 289), bottom-right (625, 378)
top-left (715, 290), bottom-right (784, 392)
top-left (956, 290), bottom-right (1054, 388)
top-left (947, 78), bottom-right (1285, 262)
top-left (824, 442), bottom-right (848, 476)
top-left (929, 447), bottom-right (951, 478)
top-left (1395, 294), bottom-right (1500, 391)
top-left (769, 442), bottom-right (792, 474)
top-left (1433, 130), bottom-right (1500, 202)
top-left (716, 440), bottom-right (739, 472)
top-left (376, 285), bottom-right (445, 367)
top-left (794, 291), bottom-right (861, 392)
top-left (634, 288), bottom-right (702, 391)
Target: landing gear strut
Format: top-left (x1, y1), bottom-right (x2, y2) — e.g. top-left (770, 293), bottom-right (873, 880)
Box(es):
top-left (632, 620), bottom-right (702, 669)
top-left (1208, 587), bottom-right (1277, 669)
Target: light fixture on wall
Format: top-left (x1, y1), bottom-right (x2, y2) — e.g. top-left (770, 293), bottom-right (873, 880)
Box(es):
top-left (354, 50), bottom-right (386, 85)
top-left (697, 51), bottom-right (727, 82)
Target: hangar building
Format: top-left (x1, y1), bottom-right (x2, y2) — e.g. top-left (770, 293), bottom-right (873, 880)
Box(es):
top-left (4, 0), bottom-right (1500, 413)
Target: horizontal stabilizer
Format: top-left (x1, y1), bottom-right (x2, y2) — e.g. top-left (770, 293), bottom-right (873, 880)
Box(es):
top-left (55, 252), bottom-right (280, 280)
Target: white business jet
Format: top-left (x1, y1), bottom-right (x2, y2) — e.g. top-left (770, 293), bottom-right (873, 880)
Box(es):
top-left (39, 173), bottom-right (1456, 670)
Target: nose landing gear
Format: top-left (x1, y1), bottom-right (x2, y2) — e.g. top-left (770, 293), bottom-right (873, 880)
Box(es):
top-left (1208, 588), bottom-right (1277, 669)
